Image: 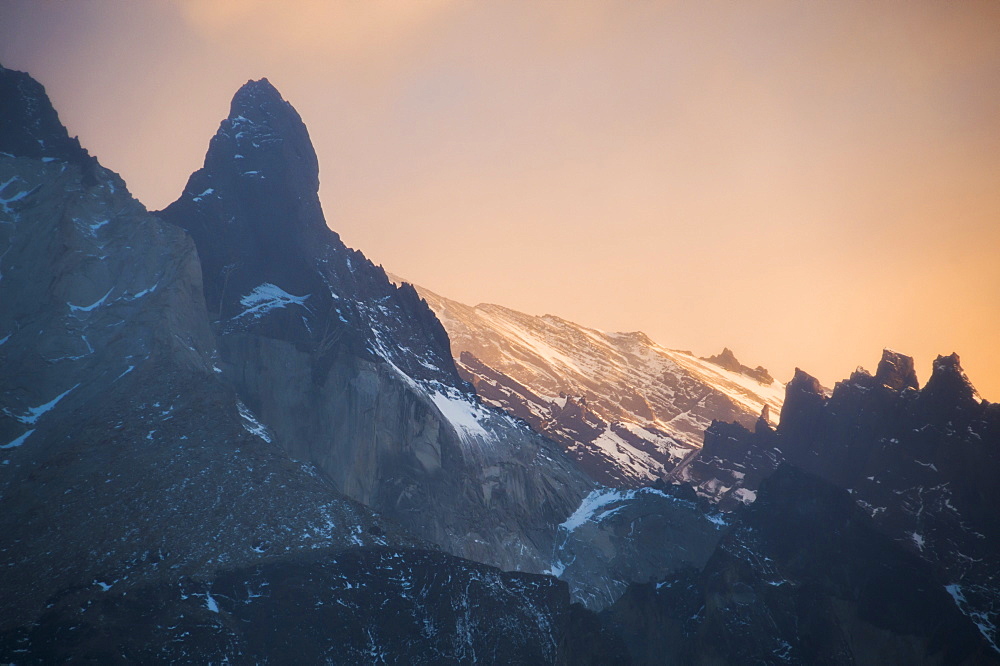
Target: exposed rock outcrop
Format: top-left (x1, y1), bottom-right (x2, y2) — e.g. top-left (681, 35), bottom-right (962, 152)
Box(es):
top-left (548, 485), bottom-right (729, 610)
top-left (875, 348), bottom-right (920, 391)
top-left (0, 64), bottom-right (97, 181)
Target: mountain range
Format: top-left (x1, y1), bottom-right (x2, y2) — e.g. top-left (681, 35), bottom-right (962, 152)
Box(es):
top-left (1, 63), bottom-right (998, 663)
top-left (402, 280), bottom-right (784, 489)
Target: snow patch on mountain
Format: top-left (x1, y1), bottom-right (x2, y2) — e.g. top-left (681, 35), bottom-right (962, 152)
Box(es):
top-left (0, 175), bottom-right (31, 213)
top-left (9, 383), bottom-right (80, 425)
top-left (1, 429), bottom-right (34, 449)
top-left (237, 400), bottom-right (272, 443)
top-left (69, 287), bottom-right (114, 313)
top-left (192, 187), bottom-right (214, 202)
top-left (559, 486), bottom-right (723, 534)
top-left (589, 427), bottom-right (665, 482)
top-left (126, 282), bottom-right (159, 300)
top-left (234, 283), bottom-right (310, 321)
top-left (427, 387), bottom-right (490, 442)
top-left (560, 488), bottom-right (636, 532)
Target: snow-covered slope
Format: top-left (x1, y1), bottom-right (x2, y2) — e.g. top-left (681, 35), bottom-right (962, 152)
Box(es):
top-left (399, 280), bottom-right (784, 488)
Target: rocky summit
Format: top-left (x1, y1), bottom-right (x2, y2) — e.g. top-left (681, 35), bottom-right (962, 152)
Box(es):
top-left (0, 64), bottom-right (421, 638)
top-left (0, 65), bottom-right (610, 662)
top-left (1, 62), bottom-right (998, 664)
top-left (156, 77), bottom-right (594, 576)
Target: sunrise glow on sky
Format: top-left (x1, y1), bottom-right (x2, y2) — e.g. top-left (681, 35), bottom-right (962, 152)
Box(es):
top-left (2, 0), bottom-right (998, 398)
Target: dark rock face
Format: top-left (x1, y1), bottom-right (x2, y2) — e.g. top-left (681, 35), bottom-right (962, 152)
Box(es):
top-left (875, 348), bottom-right (920, 391)
top-left (408, 282), bottom-right (785, 488)
top-left (157, 78), bottom-right (593, 574)
top-left (669, 367), bottom-right (823, 505)
top-left (0, 65), bottom-right (420, 634)
top-left (159, 79), bottom-right (454, 381)
top-left (1, 548), bottom-right (625, 664)
top-left (919, 352), bottom-right (983, 419)
top-left (605, 466), bottom-right (999, 665)
top-left (670, 349), bottom-right (1000, 651)
top-left (0, 65), bottom-right (97, 180)
top-left (0, 65), bottom-right (622, 662)
top-left (778, 367), bottom-right (828, 439)
top-left (671, 419), bottom-right (780, 509)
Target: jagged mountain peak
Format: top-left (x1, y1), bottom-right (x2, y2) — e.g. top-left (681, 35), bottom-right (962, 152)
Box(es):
top-left (225, 77), bottom-right (296, 131)
top-left (921, 351), bottom-right (981, 412)
top-left (775, 367), bottom-right (826, 438)
top-left (0, 64), bottom-right (96, 178)
top-left (231, 77), bottom-right (282, 106)
top-left (161, 78), bottom-right (461, 386)
top-left (875, 348), bottom-right (920, 391)
top-left (160, 78), bottom-right (332, 323)
top-left (788, 367), bottom-right (823, 392)
top-left (226, 78), bottom-right (309, 145)
top-left (930, 351), bottom-right (970, 380)
top-left (783, 367), bottom-right (825, 405)
top-left (703, 346), bottom-right (774, 384)
top-left (707, 346), bottom-right (739, 367)
top-left (192, 76), bottom-right (320, 204)
top-left (158, 79), bottom-right (589, 577)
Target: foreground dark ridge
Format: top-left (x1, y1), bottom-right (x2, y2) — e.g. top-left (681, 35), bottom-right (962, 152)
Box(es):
top-left (607, 464), bottom-right (999, 664)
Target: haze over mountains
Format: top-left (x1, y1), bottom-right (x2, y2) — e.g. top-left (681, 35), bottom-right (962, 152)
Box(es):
top-left (2, 64), bottom-right (999, 663)
top-left (6, 1), bottom-right (1000, 403)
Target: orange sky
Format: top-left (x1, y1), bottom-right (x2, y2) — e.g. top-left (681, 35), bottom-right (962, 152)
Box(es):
top-left (2, 1), bottom-right (999, 399)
